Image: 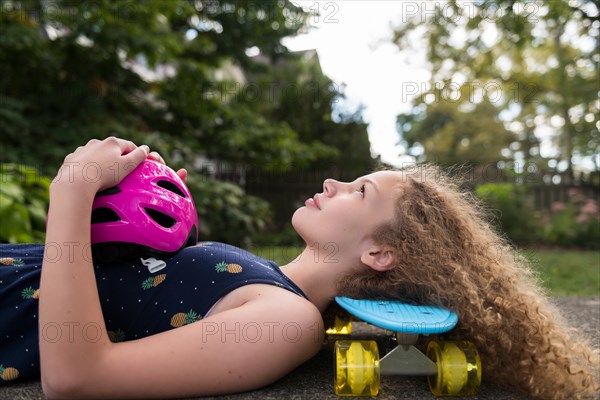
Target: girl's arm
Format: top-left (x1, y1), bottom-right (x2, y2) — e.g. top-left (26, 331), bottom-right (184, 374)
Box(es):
top-left (39, 137), bottom-right (324, 399)
top-left (39, 137), bottom-right (149, 394)
top-left (61, 286), bottom-right (323, 399)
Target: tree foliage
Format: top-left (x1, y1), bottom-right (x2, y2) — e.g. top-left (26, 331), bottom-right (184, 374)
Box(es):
top-left (397, 89), bottom-right (514, 166)
top-left (0, 0), bottom-right (376, 244)
top-left (0, 164), bottom-right (50, 243)
top-left (249, 51), bottom-right (376, 177)
top-left (394, 0), bottom-right (599, 182)
top-left (0, 0), bottom-right (317, 169)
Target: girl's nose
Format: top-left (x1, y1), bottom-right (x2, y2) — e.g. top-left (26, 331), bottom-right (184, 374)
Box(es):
top-left (323, 178), bottom-right (339, 196)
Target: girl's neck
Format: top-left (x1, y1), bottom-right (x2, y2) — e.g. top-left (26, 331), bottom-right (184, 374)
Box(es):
top-left (279, 245), bottom-right (355, 314)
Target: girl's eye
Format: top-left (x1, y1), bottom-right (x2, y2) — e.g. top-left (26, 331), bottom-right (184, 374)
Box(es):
top-left (358, 184), bottom-right (366, 197)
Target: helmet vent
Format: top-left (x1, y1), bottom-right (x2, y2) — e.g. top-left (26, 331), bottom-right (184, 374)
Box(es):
top-left (156, 180), bottom-right (187, 198)
top-left (144, 207), bottom-right (176, 228)
top-left (96, 186), bottom-right (122, 196)
top-left (91, 207), bottom-right (121, 224)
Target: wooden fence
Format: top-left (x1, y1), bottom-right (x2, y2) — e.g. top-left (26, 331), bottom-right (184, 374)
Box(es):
top-left (528, 184), bottom-right (599, 211)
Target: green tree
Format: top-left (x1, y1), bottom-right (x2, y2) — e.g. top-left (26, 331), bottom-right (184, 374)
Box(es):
top-left (393, 0), bottom-right (598, 182)
top-left (249, 50), bottom-right (375, 177)
top-left (397, 88), bottom-right (514, 167)
top-left (0, 0), bottom-right (377, 243)
top-left (0, 0), bottom-right (320, 171)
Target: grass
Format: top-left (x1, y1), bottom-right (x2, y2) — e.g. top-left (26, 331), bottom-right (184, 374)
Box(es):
top-left (254, 246), bottom-right (600, 297)
top-left (253, 246), bottom-right (302, 265)
top-left (523, 248), bottom-right (600, 297)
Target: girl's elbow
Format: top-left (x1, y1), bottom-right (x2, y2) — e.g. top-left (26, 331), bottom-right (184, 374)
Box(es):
top-left (42, 374), bottom-right (68, 399)
top-left (41, 371), bottom-right (88, 399)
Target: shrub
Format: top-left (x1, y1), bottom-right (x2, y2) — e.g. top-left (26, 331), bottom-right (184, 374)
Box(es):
top-left (475, 182), bottom-right (540, 245)
top-left (540, 189), bottom-right (600, 250)
top-left (0, 164), bottom-right (51, 243)
top-left (184, 174), bottom-right (272, 248)
top-left (253, 221), bottom-right (303, 247)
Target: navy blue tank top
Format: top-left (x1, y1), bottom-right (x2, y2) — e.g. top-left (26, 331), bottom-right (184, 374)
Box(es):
top-left (0, 242), bottom-right (306, 385)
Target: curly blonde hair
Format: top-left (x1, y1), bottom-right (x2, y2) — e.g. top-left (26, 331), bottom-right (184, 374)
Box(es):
top-left (336, 164), bottom-right (599, 399)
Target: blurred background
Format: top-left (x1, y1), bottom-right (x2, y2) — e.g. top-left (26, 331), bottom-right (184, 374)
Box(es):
top-left (1, 1), bottom-right (598, 294)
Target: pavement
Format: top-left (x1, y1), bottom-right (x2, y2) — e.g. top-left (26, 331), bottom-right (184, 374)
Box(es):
top-left (1, 296), bottom-right (598, 400)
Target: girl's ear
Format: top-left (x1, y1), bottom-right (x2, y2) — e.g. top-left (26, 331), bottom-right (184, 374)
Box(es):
top-left (360, 245), bottom-right (396, 272)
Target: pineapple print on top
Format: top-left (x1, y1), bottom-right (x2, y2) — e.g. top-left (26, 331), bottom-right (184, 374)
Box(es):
top-left (141, 274), bottom-right (166, 290)
top-left (170, 309), bottom-right (201, 327)
top-left (0, 364), bottom-right (19, 382)
top-left (215, 261), bottom-right (243, 274)
top-left (21, 286), bottom-right (40, 300)
top-left (0, 257), bottom-right (24, 267)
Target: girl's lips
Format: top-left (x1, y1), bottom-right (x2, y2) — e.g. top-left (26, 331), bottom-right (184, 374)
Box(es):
top-left (313, 194), bottom-right (321, 209)
top-left (305, 195), bottom-right (321, 210)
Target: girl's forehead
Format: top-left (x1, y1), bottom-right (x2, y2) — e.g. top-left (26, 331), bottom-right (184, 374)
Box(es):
top-left (378, 170), bottom-right (402, 178)
top-left (365, 170), bottom-right (407, 185)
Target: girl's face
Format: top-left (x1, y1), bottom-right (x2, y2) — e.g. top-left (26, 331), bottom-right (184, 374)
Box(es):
top-left (292, 170), bottom-right (402, 256)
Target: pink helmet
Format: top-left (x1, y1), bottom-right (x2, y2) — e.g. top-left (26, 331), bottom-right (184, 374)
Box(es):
top-left (90, 159), bottom-right (198, 262)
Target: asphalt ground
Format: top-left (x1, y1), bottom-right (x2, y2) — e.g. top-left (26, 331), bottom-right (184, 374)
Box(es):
top-left (2, 296), bottom-right (598, 400)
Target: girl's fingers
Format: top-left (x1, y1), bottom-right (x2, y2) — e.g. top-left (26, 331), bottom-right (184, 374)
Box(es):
top-left (148, 151), bottom-right (165, 164)
top-left (114, 137), bottom-right (138, 155)
top-left (123, 145), bottom-right (149, 170)
top-left (176, 168), bottom-right (188, 183)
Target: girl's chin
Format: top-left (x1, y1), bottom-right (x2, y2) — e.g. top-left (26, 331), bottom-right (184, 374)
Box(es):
top-left (290, 208), bottom-right (306, 224)
top-left (290, 219), bottom-right (309, 242)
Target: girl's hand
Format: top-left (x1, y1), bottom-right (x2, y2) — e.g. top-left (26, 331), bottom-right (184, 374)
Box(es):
top-left (52, 137), bottom-right (149, 194)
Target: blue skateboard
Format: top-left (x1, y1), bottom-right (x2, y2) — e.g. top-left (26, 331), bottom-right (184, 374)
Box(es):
top-left (330, 297), bottom-right (481, 397)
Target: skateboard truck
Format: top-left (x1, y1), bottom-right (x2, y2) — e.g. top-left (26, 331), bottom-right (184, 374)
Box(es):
top-left (331, 297), bottom-right (481, 397)
top-left (379, 332), bottom-right (437, 376)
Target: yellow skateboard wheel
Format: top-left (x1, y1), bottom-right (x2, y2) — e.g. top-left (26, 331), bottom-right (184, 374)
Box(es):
top-left (334, 340), bottom-right (380, 396)
top-left (326, 316), bottom-right (353, 335)
top-left (427, 340), bottom-right (481, 396)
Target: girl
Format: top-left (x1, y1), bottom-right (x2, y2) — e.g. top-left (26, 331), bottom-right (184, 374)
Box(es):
top-left (0, 137), bottom-right (598, 399)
